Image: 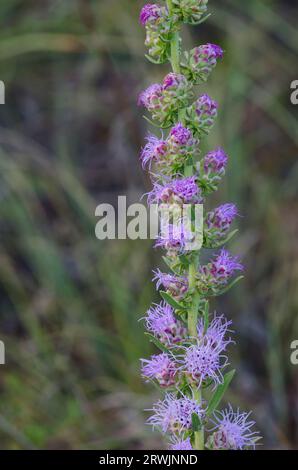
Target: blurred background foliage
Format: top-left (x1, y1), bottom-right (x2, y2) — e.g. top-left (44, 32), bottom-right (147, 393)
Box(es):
top-left (0, 0), bottom-right (297, 450)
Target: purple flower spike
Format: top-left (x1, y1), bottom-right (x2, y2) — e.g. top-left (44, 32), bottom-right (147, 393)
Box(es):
top-left (197, 314), bottom-right (233, 351)
top-left (153, 269), bottom-right (189, 299)
top-left (144, 302), bottom-right (186, 345)
top-left (206, 203), bottom-right (238, 236)
top-left (209, 405), bottom-right (259, 450)
top-left (148, 393), bottom-right (203, 434)
top-left (140, 134), bottom-right (167, 168)
top-left (140, 4), bottom-right (163, 26)
top-left (141, 353), bottom-right (177, 387)
top-left (210, 249), bottom-right (243, 283)
top-left (203, 148), bottom-right (228, 174)
top-left (170, 122), bottom-right (194, 146)
top-left (170, 437), bottom-right (193, 450)
top-left (148, 176), bottom-right (201, 204)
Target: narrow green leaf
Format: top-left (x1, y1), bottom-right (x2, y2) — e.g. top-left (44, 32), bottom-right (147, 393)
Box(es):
top-left (206, 370), bottom-right (235, 416)
top-left (160, 291), bottom-right (187, 311)
top-left (145, 54), bottom-right (165, 65)
top-left (215, 276), bottom-right (244, 296)
top-left (204, 229), bottom-right (239, 249)
top-left (190, 13), bottom-right (212, 26)
top-left (191, 413), bottom-right (202, 432)
top-left (142, 115), bottom-right (159, 128)
top-left (144, 332), bottom-right (168, 353)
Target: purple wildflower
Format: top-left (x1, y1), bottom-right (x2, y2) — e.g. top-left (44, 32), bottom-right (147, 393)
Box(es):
top-left (144, 302), bottom-right (186, 345)
top-left (197, 314), bottom-right (233, 351)
top-left (170, 122), bottom-right (194, 146)
top-left (203, 148), bottom-right (228, 174)
top-left (206, 203), bottom-right (238, 236)
top-left (154, 223), bottom-right (193, 255)
top-left (141, 353), bottom-right (178, 387)
top-left (138, 83), bottom-right (163, 109)
top-left (140, 4), bottom-right (163, 26)
top-left (148, 176), bottom-right (201, 204)
top-left (181, 338), bottom-right (228, 388)
top-left (210, 249), bottom-right (243, 284)
top-left (140, 134), bottom-right (168, 168)
top-left (153, 269), bottom-right (189, 299)
top-left (209, 405), bottom-right (259, 450)
top-left (170, 437), bottom-right (193, 450)
top-left (148, 393), bottom-right (203, 434)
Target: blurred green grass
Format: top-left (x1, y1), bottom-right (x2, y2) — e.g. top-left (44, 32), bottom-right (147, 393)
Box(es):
top-left (0, 0), bottom-right (297, 449)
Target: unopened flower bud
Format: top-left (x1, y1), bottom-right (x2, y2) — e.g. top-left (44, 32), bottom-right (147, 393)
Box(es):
top-left (183, 44), bottom-right (223, 83)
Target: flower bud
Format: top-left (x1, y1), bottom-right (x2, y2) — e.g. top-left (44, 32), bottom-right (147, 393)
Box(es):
top-left (173, 0), bottom-right (208, 24)
top-left (140, 4), bottom-right (173, 63)
top-left (186, 94), bottom-right (218, 137)
top-left (139, 74), bottom-right (192, 127)
top-left (183, 44), bottom-right (223, 83)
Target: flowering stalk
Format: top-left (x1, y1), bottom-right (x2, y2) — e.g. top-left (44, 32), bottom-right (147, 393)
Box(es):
top-left (139, 1), bottom-right (259, 450)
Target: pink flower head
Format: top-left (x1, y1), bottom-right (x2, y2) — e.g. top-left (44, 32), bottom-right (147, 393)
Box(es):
top-left (210, 249), bottom-right (243, 283)
top-left (193, 43), bottom-right (224, 63)
top-left (163, 73), bottom-right (186, 90)
top-left (203, 148), bottom-right (228, 174)
top-left (210, 405), bottom-right (259, 450)
top-left (181, 338), bottom-right (228, 388)
top-left (153, 269), bottom-right (189, 299)
top-left (139, 4), bottom-right (163, 26)
top-left (154, 223), bottom-right (193, 254)
top-left (140, 134), bottom-right (167, 168)
top-left (170, 122), bottom-right (194, 146)
top-left (148, 393), bottom-right (203, 434)
top-left (195, 94), bottom-right (218, 119)
top-left (144, 302), bottom-right (186, 345)
top-left (138, 83), bottom-right (163, 108)
top-left (197, 314), bottom-right (233, 351)
top-left (206, 203), bottom-right (238, 235)
top-left (141, 353), bottom-right (177, 387)
top-left (147, 176), bottom-right (201, 204)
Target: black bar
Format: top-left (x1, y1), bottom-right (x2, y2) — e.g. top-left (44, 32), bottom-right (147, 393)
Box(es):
top-left (0, 450), bottom-right (296, 467)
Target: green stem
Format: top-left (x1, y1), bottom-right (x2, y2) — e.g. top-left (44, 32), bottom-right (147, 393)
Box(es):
top-left (168, 17), bottom-right (204, 450)
top-left (194, 389), bottom-right (204, 449)
top-left (170, 32), bottom-right (180, 74)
